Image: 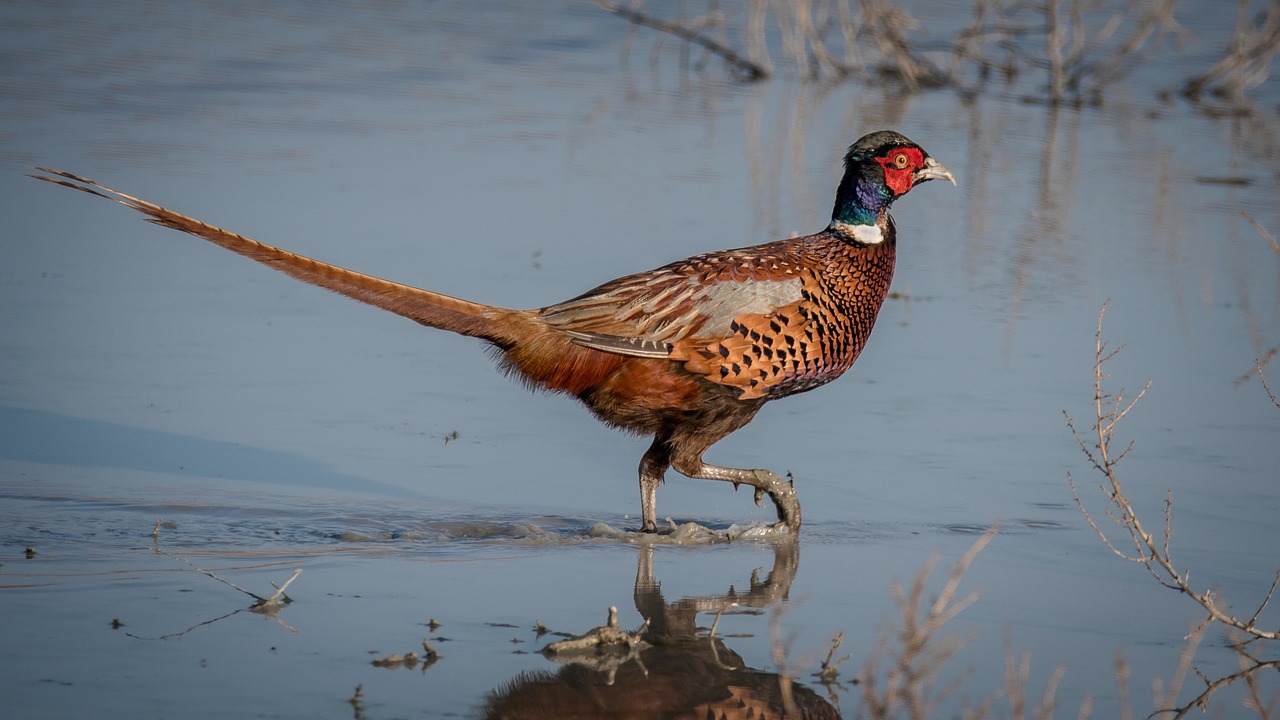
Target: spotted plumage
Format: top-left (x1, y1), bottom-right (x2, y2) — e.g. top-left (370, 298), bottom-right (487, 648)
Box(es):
top-left (30, 130), bottom-right (954, 533)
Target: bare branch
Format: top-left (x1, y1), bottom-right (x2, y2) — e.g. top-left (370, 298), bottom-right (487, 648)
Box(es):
top-left (1067, 304), bottom-right (1280, 641)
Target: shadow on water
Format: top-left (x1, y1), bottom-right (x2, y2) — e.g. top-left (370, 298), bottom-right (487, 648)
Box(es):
top-left (0, 406), bottom-right (416, 498)
top-left (477, 541), bottom-right (841, 719)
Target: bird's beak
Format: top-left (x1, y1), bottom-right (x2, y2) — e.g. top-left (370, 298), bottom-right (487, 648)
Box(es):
top-left (914, 157), bottom-right (956, 186)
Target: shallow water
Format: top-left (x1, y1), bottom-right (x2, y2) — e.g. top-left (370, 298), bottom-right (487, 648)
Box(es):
top-left (2, 1), bottom-right (1278, 717)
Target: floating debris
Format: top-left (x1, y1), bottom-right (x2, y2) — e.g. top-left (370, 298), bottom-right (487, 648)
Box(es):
top-left (542, 606), bottom-right (648, 656)
top-left (1194, 176), bottom-right (1252, 186)
top-left (371, 641), bottom-right (440, 671)
top-left (371, 651), bottom-right (418, 668)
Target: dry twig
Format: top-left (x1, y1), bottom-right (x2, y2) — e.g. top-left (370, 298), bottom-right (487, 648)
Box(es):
top-left (858, 527), bottom-right (997, 719)
top-left (1003, 628), bottom-right (1067, 720)
top-left (1065, 303), bottom-right (1280, 642)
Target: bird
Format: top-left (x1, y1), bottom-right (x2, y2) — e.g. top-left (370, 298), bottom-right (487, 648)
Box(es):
top-left (31, 130), bottom-right (954, 533)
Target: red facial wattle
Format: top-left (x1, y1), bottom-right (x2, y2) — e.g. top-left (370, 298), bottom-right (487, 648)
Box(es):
top-left (875, 146), bottom-right (926, 196)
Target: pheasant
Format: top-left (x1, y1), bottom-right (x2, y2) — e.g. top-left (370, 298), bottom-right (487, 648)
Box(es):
top-left (31, 130), bottom-right (953, 533)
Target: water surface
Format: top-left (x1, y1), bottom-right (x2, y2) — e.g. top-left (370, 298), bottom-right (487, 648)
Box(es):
top-left (2, 1), bottom-right (1278, 717)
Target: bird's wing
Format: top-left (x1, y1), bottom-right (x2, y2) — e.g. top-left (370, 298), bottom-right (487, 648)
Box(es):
top-left (540, 244), bottom-right (843, 399)
top-left (539, 244), bottom-right (806, 344)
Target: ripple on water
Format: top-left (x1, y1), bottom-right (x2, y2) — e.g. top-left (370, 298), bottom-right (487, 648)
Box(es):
top-left (1, 483), bottom-right (805, 559)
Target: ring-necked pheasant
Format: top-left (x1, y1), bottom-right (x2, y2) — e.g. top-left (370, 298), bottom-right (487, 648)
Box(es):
top-left (31, 130), bottom-right (953, 532)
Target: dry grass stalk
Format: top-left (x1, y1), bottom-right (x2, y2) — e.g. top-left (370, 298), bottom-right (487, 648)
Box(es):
top-left (1002, 629), bottom-right (1068, 720)
top-left (1065, 303), bottom-right (1280, 643)
top-left (857, 527), bottom-right (996, 720)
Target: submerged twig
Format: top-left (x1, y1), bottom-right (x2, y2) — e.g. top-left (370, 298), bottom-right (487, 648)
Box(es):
top-left (154, 545), bottom-right (300, 609)
top-left (816, 631), bottom-right (852, 683)
top-left (150, 520), bottom-right (300, 609)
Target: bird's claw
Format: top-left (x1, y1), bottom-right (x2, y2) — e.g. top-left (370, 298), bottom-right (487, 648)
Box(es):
top-left (749, 468), bottom-right (801, 532)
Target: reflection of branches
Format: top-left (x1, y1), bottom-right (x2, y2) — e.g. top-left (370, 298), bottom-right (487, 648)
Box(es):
top-left (1145, 623), bottom-right (1280, 719)
top-left (594, 0), bottom-right (769, 80)
top-left (126, 606), bottom-right (247, 641)
top-left (954, 0), bottom-right (1189, 104)
top-left (1066, 304), bottom-right (1280, 642)
top-left (124, 589), bottom-right (300, 639)
top-left (1234, 213), bottom-right (1279, 384)
top-left (1181, 0), bottom-right (1280, 113)
top-left (596, 0), bottom-right (1200, 104)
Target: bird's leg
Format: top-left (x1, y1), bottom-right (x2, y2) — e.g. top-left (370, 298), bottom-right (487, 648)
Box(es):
top-left (670, 450), bottom-right (801, 532)
top-left (637, 437), bottom-right (672, 532)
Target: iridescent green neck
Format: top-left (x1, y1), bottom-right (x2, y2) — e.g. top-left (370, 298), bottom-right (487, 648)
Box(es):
top-left (831, 172), bottom-right (892, 227)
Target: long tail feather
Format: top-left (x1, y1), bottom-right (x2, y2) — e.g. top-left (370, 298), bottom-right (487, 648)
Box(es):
top-left (29, 168), bottom-right (524, 344)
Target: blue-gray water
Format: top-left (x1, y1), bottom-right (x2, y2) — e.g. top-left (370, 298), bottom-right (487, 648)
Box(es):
top-left (2, 1), bottom-right (1277, 717)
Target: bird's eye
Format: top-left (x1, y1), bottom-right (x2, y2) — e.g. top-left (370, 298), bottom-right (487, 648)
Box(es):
top-left (892, 152), bottom-right (910, 169)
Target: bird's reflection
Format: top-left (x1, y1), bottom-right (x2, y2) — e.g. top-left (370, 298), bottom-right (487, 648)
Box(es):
top-left (477, 540), bottom-right (841, 719)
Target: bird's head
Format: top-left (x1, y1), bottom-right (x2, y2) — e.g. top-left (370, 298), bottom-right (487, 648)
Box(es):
top-left (831, 130), bottom-right (955, 228)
